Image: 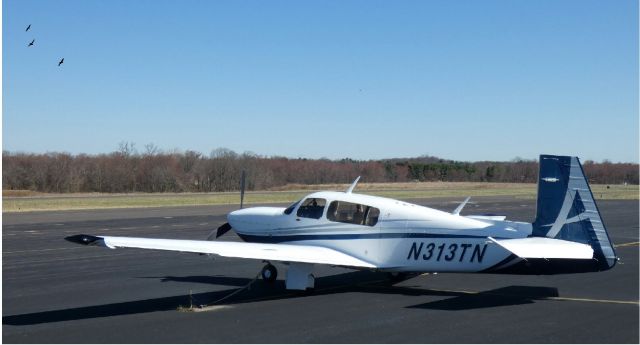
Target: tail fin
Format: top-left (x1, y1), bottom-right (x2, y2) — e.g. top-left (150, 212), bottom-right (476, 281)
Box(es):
top-left (532, 155), bottom-right (617, 270)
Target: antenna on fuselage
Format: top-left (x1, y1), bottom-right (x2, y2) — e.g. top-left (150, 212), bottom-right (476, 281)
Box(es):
top-left (452, 196), bottom-right (471, 216)
top-left (346, 176), bottom-right (361, 194)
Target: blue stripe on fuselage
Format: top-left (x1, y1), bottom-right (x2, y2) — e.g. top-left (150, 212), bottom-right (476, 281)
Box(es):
top-left (237, 232), bottom-right (508, 243)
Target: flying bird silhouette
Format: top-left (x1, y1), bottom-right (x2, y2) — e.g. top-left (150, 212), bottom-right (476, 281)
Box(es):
top-left (28, 39), bottom-right (34, 47)
top-left (26, 24), bottom-right (31, 31)
top-left (58, 58), bottom-right (64, 66)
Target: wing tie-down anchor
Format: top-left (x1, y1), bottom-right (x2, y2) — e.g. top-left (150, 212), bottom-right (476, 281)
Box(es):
top-left (179, 260), bottom-right (314, 311)
top-left (179, 268), bottom-right (263, 311)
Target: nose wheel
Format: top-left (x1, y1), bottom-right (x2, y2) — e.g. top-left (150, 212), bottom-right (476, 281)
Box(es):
top-left (261, 263), bottom-right (278, 282)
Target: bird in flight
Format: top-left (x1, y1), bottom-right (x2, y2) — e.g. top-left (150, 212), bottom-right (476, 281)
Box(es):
top-left (58, 58), bottom-right (64, 66)
top-left (28, 39), bottom-right (35, 47)
top-left (26, 24), bottom-right (31, 31)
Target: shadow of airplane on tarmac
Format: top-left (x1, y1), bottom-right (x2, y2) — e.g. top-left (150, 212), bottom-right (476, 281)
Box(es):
top-left (3, 271), bottom-right (559, 326)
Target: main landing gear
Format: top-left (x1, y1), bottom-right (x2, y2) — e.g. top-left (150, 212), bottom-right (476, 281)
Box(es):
top-left (259, 262), bottom-right (316, 290)
top-left (387, 272), bottom-right (412, 283)
top-left (261, 263), bottom-right (278, 283)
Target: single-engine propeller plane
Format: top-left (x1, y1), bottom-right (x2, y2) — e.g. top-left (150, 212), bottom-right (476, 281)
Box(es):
top-left (67, 155), bottom-right (617, 290)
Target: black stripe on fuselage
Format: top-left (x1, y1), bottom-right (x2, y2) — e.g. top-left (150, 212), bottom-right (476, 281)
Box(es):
top-left (480, 254), bottom-right (519, 272)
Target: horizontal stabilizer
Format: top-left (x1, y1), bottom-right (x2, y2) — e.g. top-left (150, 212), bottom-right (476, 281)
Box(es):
top-left (466, 215), bottom-right (507, 221)
top-left (65, 234), bottom-right (376, 269)
top-left (488, 237), bottom-right (593, 259)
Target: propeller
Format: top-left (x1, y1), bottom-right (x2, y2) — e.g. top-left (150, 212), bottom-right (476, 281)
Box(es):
top-left (207, 170), bottom-right (247, 240)
top-left (208, 222), bottom-right (232, 240)
top-left (240, 169), bottom-right (246, 209)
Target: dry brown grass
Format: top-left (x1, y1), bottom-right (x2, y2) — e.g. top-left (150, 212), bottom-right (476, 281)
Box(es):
top-left (3, 182), bottom-right (636, 213)
top-left (270, 181), bottom-right (534, 191)
top-left (2, 190), bottom-right (44, 197)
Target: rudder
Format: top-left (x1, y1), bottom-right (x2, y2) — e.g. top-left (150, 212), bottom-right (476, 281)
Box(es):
top-left (532, 155), bottom-right (617, 270)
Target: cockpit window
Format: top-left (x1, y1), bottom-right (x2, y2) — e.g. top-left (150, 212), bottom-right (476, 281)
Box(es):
top-left (284, 199), bottom-right (301, 215)
top-left (296, 198), bottom-right (326, 219)
top-left (327, 201), bottom-right (380, 226)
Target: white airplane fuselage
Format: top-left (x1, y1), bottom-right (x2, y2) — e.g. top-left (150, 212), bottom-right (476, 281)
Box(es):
top-left (65, 155), bottom-right (616, 291)
top-left (228, 191), bottom-right (531, 273)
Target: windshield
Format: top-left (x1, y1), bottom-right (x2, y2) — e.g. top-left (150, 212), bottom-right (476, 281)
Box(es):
top-left (284, 199), bottom-right (301, 215)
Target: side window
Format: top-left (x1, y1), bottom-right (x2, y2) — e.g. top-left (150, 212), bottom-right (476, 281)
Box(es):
top-left (296, 198), bottom-right (326, 219)
top-left (365, 207), bottom-right (380, 226)
top-left (327, 201), bottom-right (380, 227)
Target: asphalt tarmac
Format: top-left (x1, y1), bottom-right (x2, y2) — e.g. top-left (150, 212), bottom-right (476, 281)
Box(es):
top-left (2, 197), bottom-right (638, 343)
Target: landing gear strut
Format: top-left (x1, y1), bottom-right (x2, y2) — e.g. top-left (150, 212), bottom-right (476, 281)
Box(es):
top-left (261, 263), bottom-right (278, 282)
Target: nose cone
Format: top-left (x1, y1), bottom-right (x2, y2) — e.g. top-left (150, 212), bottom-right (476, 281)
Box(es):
top-left (227, 207), bottom-right (285, 233)
top-left (227, 208), bottom-right (250, 226)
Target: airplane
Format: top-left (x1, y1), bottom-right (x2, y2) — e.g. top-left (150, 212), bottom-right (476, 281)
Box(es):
top-left (66, 154), bottom-right (617, 291)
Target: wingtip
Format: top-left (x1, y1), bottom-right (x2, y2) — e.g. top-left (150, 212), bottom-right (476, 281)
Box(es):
top-left (65, 234), bottom-right (102, 245)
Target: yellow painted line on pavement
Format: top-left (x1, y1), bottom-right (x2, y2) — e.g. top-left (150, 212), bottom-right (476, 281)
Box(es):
top-left (546, 296), bottom-right (639, 305)
top-left (614, 241), bottom-right (639, 248)
top-left (423, 287), bottom-right (639, 306)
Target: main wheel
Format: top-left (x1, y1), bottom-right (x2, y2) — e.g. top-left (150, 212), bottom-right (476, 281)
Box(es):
top-left (261, 264), bottom-right (278, 282)
top-left (387, 272), bottom-right (408, 283)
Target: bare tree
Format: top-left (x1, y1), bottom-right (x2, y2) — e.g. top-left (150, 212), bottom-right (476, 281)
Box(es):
top-left (3, 149), bottom-right (637, 193)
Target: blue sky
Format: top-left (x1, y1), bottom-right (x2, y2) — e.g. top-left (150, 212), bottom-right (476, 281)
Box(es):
top-left (3, 0), bottom-right (638, 162)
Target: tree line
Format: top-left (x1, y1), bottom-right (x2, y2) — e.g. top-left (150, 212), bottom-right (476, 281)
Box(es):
top-left (3, 144), bottom-right (638, 193)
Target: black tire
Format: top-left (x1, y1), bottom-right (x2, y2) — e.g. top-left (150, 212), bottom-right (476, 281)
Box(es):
top-left (261, 264), bottom-right (278, 282)
top-left (387, 272), bottom-right (408, 283)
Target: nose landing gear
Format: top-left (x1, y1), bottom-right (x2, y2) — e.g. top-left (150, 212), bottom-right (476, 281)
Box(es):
top-left (261, 263), bottom-right (278, 282)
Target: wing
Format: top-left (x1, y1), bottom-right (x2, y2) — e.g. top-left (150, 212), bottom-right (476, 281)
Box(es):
top-left (488, 236), bottom-right (593, 259)
top-left (66, 234), bottom-right (376, 268)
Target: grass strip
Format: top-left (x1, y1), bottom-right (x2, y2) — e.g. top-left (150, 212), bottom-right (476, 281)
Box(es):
top-left (3, 183), bottom-right (637, 213)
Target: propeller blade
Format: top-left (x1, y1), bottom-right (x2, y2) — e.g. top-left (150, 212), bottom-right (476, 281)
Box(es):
top-left (207, 222), bottom-right (232, 240)
top-left (240, 170), bottom-right (246, 209)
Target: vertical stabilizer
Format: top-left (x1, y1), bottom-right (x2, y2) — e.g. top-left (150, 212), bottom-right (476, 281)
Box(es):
top-left (532, 155), bottom-right (616, 270)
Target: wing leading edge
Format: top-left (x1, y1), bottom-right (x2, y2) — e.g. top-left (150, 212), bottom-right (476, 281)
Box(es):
top-left (65, 234), bottom-right (376, 269)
